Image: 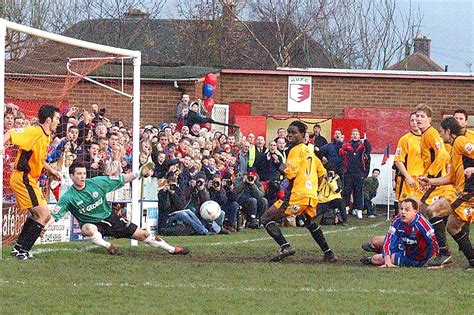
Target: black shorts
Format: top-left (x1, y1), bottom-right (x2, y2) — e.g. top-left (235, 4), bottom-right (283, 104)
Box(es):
top-left (84, 213), bottom-right (138, 239)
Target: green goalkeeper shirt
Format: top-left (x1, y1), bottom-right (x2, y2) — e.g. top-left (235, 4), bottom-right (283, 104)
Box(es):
top-left (52, 175), bottom-right (125, 224)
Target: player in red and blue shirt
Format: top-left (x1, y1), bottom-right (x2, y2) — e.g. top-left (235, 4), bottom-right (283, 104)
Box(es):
top-left (361, 198), bottom-right (439, 267)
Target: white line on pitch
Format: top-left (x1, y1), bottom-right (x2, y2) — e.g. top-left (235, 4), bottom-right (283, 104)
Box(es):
top-left (30, 245), bottom-right (98, 255)
top-left (0, 279), bottom-right (472, 296)
top-left (206, 222), bottom-right (386, 246)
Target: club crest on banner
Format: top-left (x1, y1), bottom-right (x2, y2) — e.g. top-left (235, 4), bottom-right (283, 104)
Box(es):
top-left (288, 76), bottom-right (312, 112)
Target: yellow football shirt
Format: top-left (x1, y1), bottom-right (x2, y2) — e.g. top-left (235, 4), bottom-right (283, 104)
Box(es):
top-left (285, 143), bottom-right (326, 204)
top-left (10, 125), bottom-right (51, 179)
top-left (449, 133), bottom-right (474, 193)
top-left (394, 131), bottom-right (424, 177)
top-left (420, 126), bottom-right (450, 178)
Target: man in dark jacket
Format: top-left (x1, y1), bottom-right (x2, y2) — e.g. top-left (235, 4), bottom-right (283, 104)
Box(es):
top-left (339, 128), bottom-right (372, 219)
top-left (310, 124), bottom-right (328, 159)
top-left (209, 173), bottom-right (238, 232)
top-left (157, 173), bottom-right (195, 233)
top-left (234, 170), bottom-right (268, 228)
top-left (255, 141), bottom-right (283, 182)
top-left (187, 171), bottom-right (228, 234)
top-left (320, 130), bottom-right (344, 176)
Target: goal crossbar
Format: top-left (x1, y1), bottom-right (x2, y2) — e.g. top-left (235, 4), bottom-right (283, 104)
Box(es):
top-left (0, 18), bottom-right (140, 58)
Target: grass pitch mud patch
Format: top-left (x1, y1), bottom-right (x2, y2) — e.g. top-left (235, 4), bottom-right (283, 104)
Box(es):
top-left (133, 248), bottom-right (357, 266)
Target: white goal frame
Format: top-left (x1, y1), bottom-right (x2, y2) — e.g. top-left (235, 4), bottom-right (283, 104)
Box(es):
top-left (0, 18), bottom-right (142, 257)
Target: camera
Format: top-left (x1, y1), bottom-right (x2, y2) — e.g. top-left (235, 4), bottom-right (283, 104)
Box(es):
top-left (196, 179), bottom-right (205, 187)
top-left (247, 175), bottom-right (255, 182)
top-left (212, 180), bottom-right (221, 188)
top-left (168, 183), bottom-right (178, 191)
top-left (222, 179), bottom-right (233, 186)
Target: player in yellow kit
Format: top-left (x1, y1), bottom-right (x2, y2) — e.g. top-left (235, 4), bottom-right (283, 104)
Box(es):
top-left (414, 104), bottom-right (457, 266)
top-left (1, 104), bottom-right (61, 260)
top-left (452, 109), bottom-right (472, 245)
top-left (419, 117), bottom-right (473, 269)
top-left (393, 112), bottom-right (424, 214)
top-left (453, 109), bottom-right (474, 137)
top-left (260, 121), bottom-right (337, 263)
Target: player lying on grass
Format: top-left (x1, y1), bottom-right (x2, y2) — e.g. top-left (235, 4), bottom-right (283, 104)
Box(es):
top-left (48, 161), bottom-right (189, 256)
top-left (360, 198), bottom-right (439, 268)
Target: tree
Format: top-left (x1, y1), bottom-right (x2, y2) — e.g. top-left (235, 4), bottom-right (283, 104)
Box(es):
top-left (219, 0), bottom-right (422, 69)
top-left (174, 0), bottom-right (335, 68)
top-left (174, 0), bottom-right (249, 68)
top-left (313, 0), bottom-right (422, 69)
top-left (2, 0), bottom-right (167, 59)
top-left (231, 0), bottom-right (337, 67)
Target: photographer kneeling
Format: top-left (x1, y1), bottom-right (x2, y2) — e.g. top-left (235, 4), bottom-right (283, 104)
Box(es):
top-left (158, 172), bottom-right (209, 235)
top-left (235, 170), bottom-right (268, 229)
top-left (187, 171), bottom-right (228, 235)
top-left (209, 173), bottom-right (239, 232)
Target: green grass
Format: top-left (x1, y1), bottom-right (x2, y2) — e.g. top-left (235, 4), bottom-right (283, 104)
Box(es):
top-left (1, 217), bottom-right (473, 314)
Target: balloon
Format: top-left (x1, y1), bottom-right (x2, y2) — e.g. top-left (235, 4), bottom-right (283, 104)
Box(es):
top-left (204, 98), bottom-right (214, 112)
top-left (202, 84), bottom-right (214, 98)
top-left (204, 73), bottom-right (218, 87)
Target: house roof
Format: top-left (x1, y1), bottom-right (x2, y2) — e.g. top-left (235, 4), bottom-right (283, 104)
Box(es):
top-left (386, 51), bottom-right (444, 72)
top-left (6, 18), bottom-right (333, 80)
top-left (5, 31), bottom-right (218, 81)
top-left (61, 18), bottom-right (334, 71)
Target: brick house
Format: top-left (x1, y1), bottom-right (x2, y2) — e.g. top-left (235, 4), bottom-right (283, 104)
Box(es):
top-left (387, 35), bottom-right (445, 72)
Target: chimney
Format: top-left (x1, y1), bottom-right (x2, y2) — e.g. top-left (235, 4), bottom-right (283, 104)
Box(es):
top-left (414, 35), bottom-right (431, 57)
top-left (404, 41), bottom-right (411, 58)
top-left (222, 1), bottom-right (236, 22)
top-left (124, 8), bottom-right (149, 19)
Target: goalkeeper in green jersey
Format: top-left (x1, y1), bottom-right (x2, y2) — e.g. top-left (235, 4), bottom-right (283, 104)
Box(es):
top-left (48, 161), bottom-right (189, 255)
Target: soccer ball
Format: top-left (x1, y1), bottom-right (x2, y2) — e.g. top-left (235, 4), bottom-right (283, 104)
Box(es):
top-left (200, 200), bottom-right (222, 221)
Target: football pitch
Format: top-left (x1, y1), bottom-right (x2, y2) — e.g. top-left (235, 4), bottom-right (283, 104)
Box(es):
top-left (1, 217), bottom-right (472, 314)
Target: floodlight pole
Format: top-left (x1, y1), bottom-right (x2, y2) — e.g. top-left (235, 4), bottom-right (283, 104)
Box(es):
top-left (0, 21), bottom-right (6, 259)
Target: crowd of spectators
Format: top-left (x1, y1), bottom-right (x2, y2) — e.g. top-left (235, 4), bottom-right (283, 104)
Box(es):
top-left (3, 94), bottom-right (376, 236)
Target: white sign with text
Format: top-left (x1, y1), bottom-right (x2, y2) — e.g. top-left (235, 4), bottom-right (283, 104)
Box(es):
top-left (288, 76), bottom-right (312, 112)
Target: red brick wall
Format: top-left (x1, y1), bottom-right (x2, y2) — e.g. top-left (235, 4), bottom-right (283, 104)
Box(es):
top-left (7, 73), bottom-right (474, 127)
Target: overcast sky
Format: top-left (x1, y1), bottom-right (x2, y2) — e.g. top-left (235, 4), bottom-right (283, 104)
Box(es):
top-left (398, 0), bottom-right (473, 73)
top-left (163, 0), bottom-right (473, 73)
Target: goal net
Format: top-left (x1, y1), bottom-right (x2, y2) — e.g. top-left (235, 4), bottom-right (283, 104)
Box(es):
top-left (0, 19), bottom-right (142, 250)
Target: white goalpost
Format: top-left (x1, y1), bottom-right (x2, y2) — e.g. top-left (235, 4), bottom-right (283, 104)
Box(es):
top-left (0, 18), bottom-right (143, 257)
